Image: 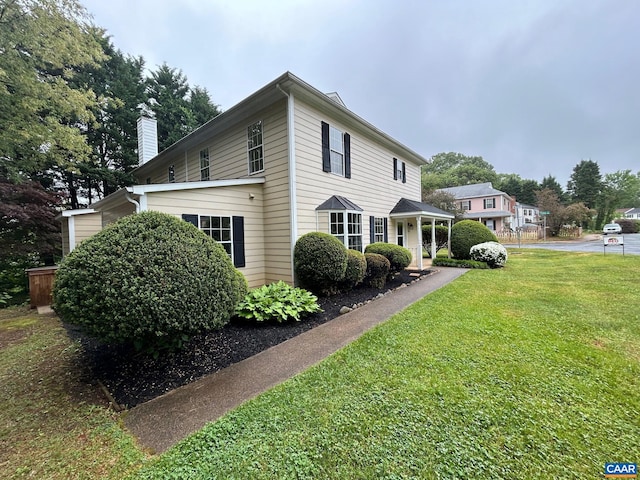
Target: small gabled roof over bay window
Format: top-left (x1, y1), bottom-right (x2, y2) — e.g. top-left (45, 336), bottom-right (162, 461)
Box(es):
top-left (316, 195), bottom-right (364, 252)
top-left (315, 195), bottom-right (363, 212)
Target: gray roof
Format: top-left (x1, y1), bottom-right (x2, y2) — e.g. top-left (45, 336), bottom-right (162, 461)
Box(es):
top-left (438, 182), bottom-right (507, 199)
top-left (626, 207), bottom-right (640, 215)
top-left (316, 195), bottom-right (363, 211)
top-left (390, 198), bottom-right (454, 219)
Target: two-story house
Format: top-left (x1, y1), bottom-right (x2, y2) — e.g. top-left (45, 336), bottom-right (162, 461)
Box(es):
top-left (514, 203), bottom-right (540, 229)
top-left (59, 72), bottom-right (453, 288)
top-left (437, 182), bottom-right (515, 231)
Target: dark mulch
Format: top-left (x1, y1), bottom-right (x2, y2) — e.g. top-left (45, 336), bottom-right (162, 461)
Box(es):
top-left (67, 269), bottom-right (433, 409)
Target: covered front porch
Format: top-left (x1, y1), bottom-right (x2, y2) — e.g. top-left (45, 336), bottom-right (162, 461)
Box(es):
top-left (390, 198), bottom-right (455, 270)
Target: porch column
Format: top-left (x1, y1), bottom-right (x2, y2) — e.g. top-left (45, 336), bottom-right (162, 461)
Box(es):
top-left (417, 216), bottom-right (423, 270)
top-left (431, 218), bottom-right (436, 264)
top-left (447, 218), bottom-right (452, 258)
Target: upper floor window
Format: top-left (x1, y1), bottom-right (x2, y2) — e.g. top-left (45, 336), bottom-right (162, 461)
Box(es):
top-left (321, 121), bottom-right (351, 178)
top-left (247, 121), bottom-right (264, 174)
top-left (460, 200), bottom-right (471, 211)
top-left (168, 165), bottom-right (175, 183)
top-left (393, 158), bottom-right (406, 183)
top-left (200, 148), bottom-right (210, 181)
top-left (484, 198), bottom-right (496, 209)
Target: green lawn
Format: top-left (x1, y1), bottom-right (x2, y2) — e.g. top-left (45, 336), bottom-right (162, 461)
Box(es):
top-left (2, 250), bottom-right (639, 479)
top-left (132, 250), bottom-right (640, 479)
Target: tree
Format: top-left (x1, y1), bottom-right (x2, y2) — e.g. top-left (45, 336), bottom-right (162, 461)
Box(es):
top-left (595, 170), bottom-right (640, 227)
top-left (0, 0), bottom-right (103, 181)
top-left (0, 177), bottom-right (62, 303)
top-left (495, 174), bottom-right (539, 205)
top-left (422, 190), bottom-right (465, 220)
top-left (535, 188), bottom-right (564, 236)
top-left (76, 31), bottom-right (147, 201)
top-left (540, 175), bottom-right (567, 204)
top-left (422, 152), bottom-right (497, 192)
top-left (188, 86), bottom-right (222, 129)
top-left (567, 160), bottom-right (602, 209)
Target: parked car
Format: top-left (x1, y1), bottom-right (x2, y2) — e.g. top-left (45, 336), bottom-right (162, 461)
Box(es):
top-left (603, 223), bottom-right (622, 235)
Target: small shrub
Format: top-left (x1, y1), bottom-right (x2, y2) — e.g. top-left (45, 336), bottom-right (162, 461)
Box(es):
top-left (470, 241), bottom-right (508, 268)
top-left (235, 281), bottom-right (321, 323)
top-left (432, 257), bottom-right (489, 269)
top-left (616, 219), bottom-right (639, 234)
top-left (53, 211), bottom-right (247, 354)
top-left (364, 253), bottom-right (390, 288)
top-left (450, 220), bottom-right (498, 260)
top-left (340, 249), bottom-right (367, 291)
top-left (364, 242), bottom-right (412, 275)
top-left (294, 232), bottom-right (348, 296)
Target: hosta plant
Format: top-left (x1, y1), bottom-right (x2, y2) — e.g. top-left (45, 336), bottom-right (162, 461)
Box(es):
top-left (235, 281), bottom-right (322, 323)
top-left (470, 241), bottom-right (508, 268)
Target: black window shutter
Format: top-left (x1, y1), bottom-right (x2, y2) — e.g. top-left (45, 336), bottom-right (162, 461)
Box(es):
top-left (344, 132), bottom-right (351, 179)
top-left (321, 121), bottom-right (331, 173)
top-left (383, 218), bottom-right (388, 243)
top-left (182, 214), bottom-right (198, 227)
top-left (393, 158), bottom-right (398, 180)
top-left (232, 216), bottom-right (245, 268)
top-left (402, 162), bottom-right (406, 183)
top-left (369, 216), bottom-right (375, 244)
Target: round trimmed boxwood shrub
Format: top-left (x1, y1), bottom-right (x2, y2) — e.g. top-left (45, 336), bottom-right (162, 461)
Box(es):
top-left (364, 253), bottom-right (390, 288)
top-left (450, 220), bottom-right (498, 260)
top-left (53, 211), bottom-right (247, 352)
top-left (364, 242), bottom-right (412, 274)
top-left (294, 232), bottom-right (348, 296)
top-left (470, 241), bottom-right (508, 268)
top-left (340, 249), bottom-right (367, 291)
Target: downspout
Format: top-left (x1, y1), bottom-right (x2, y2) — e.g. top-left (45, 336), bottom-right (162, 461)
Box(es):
top-left (277, 83), bottom-right (298, 283)
top-left (125, 189), bottom-right (141, 213)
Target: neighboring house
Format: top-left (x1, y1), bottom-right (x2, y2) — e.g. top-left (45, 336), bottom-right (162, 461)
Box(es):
top-left (623, 208), bottom-right (640, 220)
top-left (59, 72), bottom-right (453, 288)
top-left (437, 182), bottom-right (515, 231)
top-left (514, 203), bottom-right (540, 229)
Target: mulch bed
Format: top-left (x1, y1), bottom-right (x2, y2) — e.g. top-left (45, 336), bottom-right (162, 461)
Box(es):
top-left (66, 269), bottom-right (433, 409)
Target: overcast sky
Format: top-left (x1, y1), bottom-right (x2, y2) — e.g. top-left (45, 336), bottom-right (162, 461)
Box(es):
top-left (81, 0), bottom-right (639, 186)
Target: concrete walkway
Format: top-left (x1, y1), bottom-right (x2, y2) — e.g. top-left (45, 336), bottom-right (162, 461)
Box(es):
top-left (124, 267), bottom-right (468, 453)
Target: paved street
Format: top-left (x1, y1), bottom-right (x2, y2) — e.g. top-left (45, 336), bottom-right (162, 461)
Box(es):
top-left (505, 233), bottom-right (640, 255)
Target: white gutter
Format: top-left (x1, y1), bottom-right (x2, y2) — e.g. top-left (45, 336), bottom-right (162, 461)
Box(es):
top-left (125, 190), bottom-right (141, 213)
top-left (277, 83), bottom-right (298, 280)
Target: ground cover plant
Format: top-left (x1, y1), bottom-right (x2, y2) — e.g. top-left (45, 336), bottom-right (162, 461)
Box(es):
top-left (0, 308), bottom-right (144, 479)
top-left (133, 250), bottom-right (640, 479)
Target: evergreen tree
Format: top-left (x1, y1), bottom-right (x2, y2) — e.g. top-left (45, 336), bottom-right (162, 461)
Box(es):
top-left (540, 175), bottom-right (567, 204)
top-left (566, 160), bottom-right (602, 209)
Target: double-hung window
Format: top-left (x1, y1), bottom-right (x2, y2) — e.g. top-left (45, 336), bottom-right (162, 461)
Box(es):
top-left (484, 198), bottom-right (496, 209)
top-left (460, 200), bottom-right (471, 211)
top-left (393, 158), bottom-right (406, 183)
top-left (200, 148), bottom-right (210, 181)
top-left (247, 121), bottom-right (264, 174)
top-left (168, 165), bottom-right (175, 183)
top-left (321, 121), bottom-right (351, 178)
top-left (329, 211), bottom-right (363, 252)
top-left (373, 217), bottom-right (386, 243)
